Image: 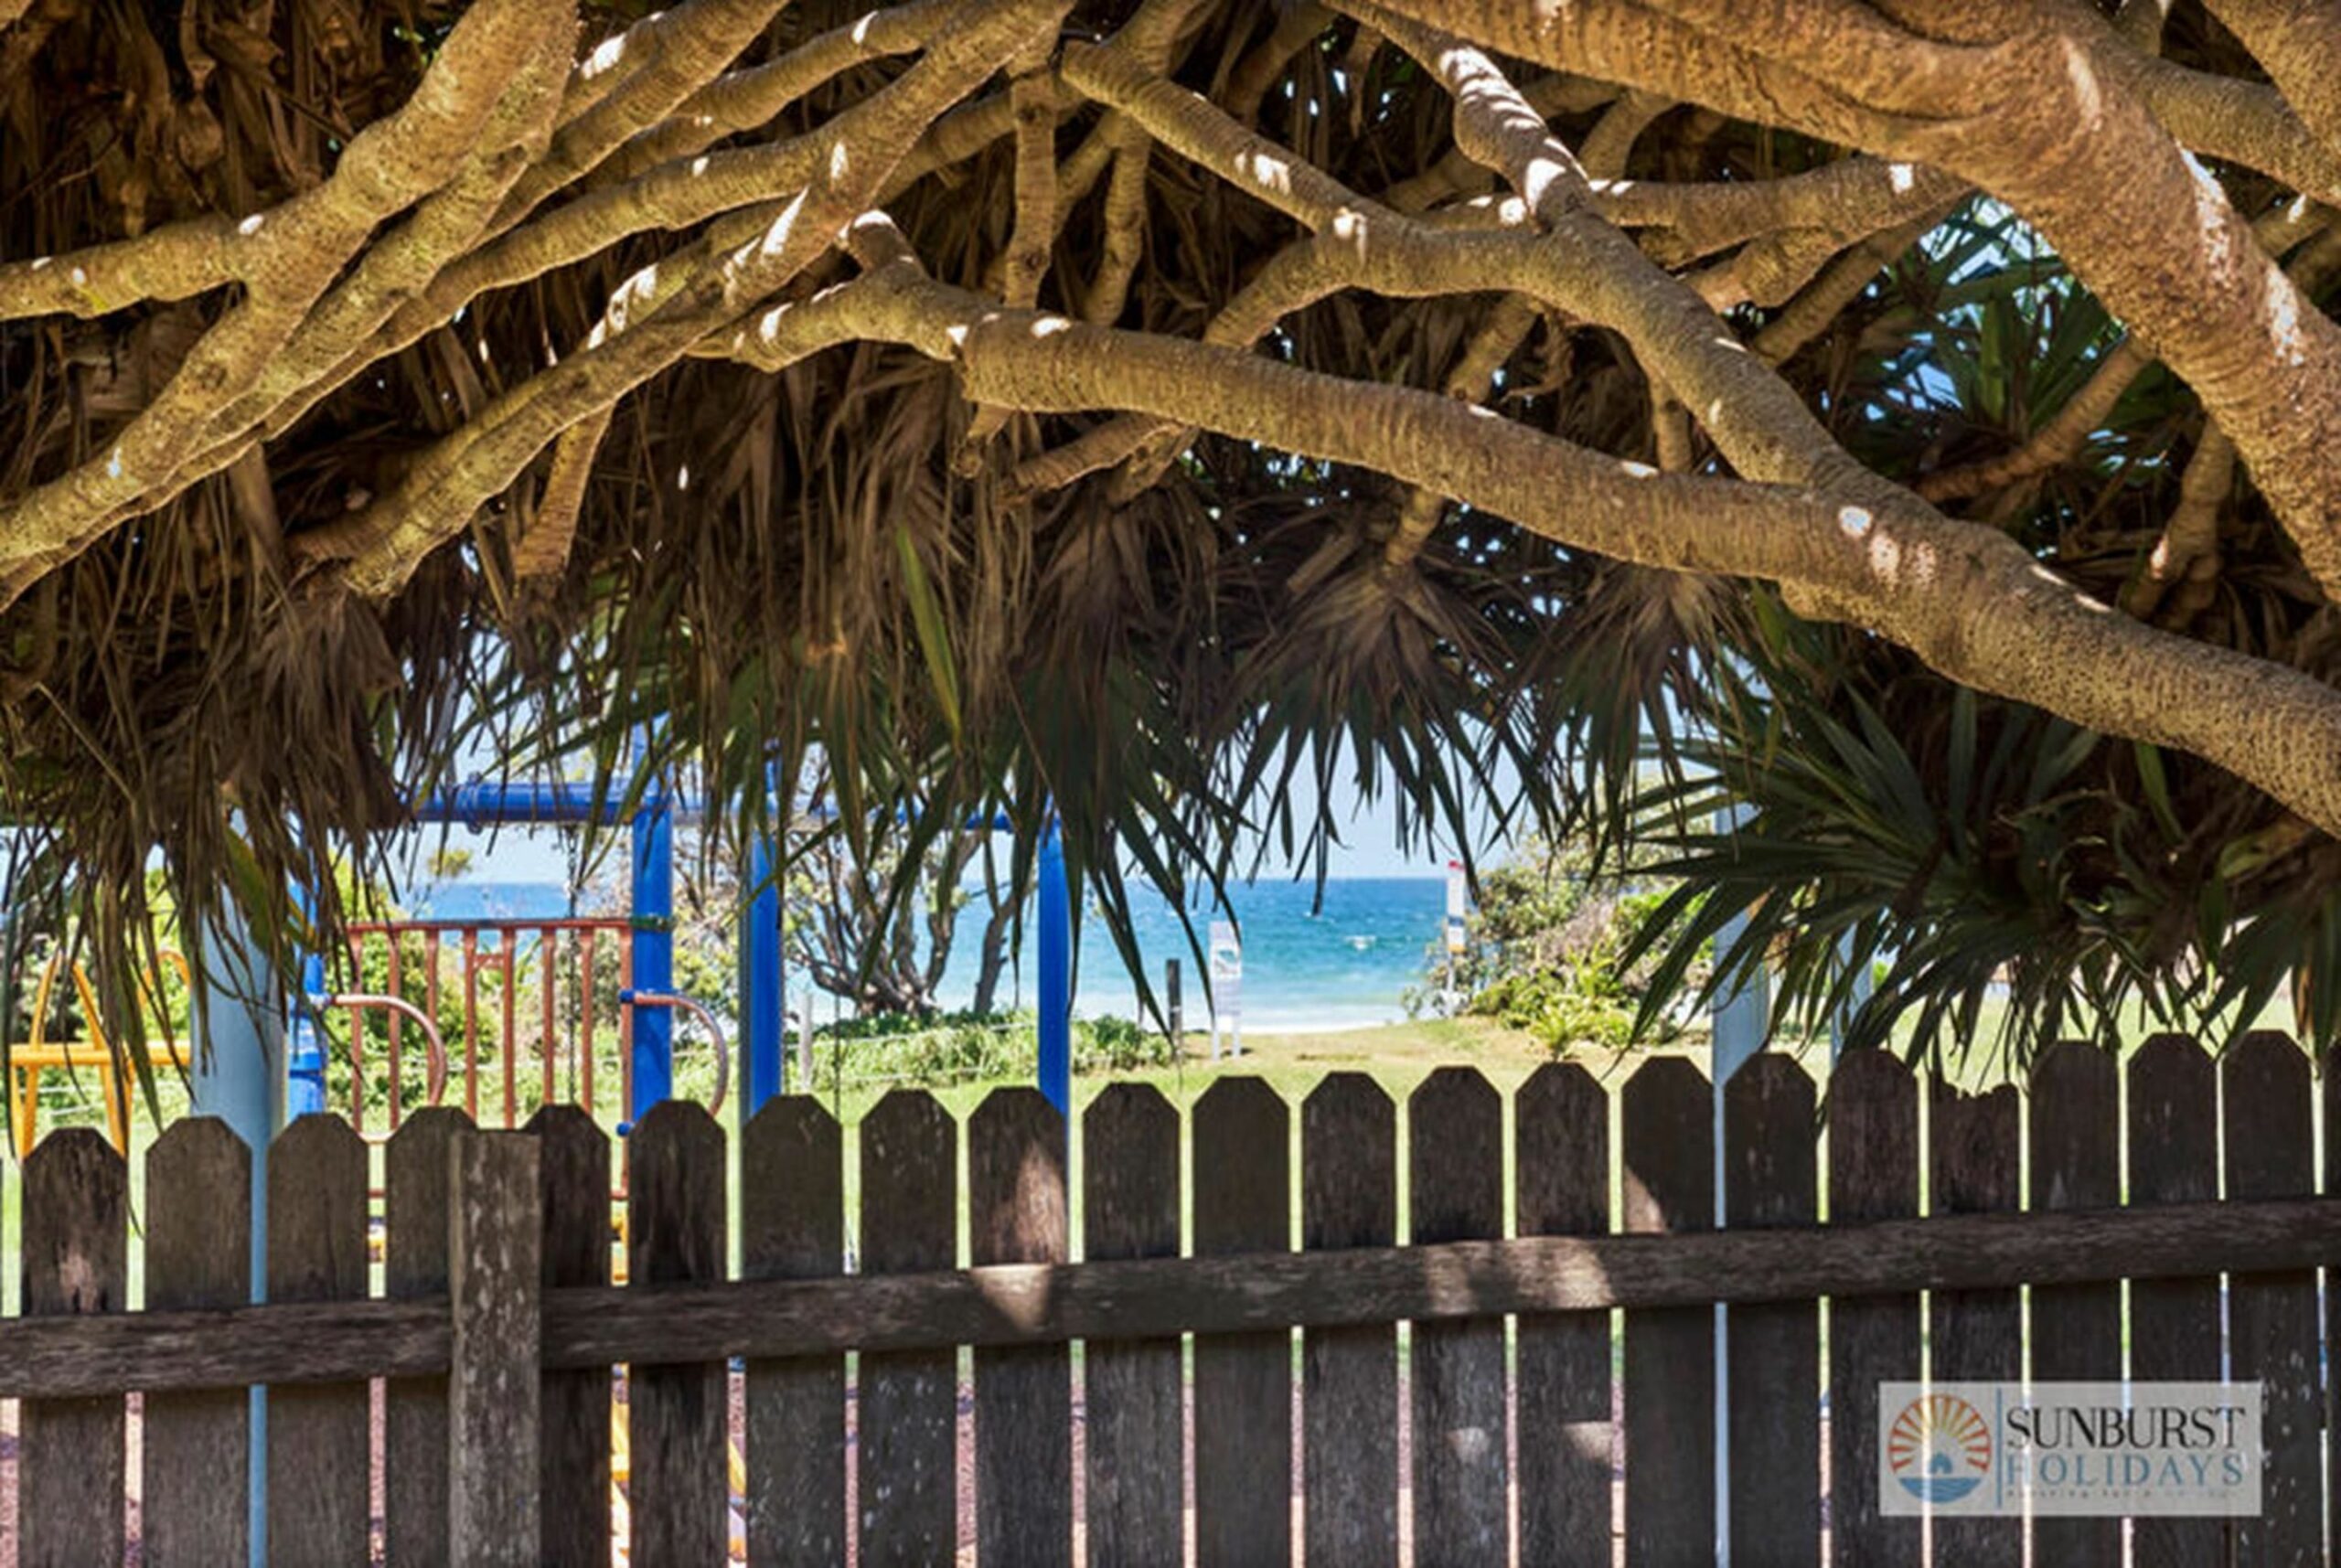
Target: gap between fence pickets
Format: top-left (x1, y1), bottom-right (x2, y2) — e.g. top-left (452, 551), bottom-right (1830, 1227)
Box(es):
top-left (2, 1191), bottom-right (2338, 1402)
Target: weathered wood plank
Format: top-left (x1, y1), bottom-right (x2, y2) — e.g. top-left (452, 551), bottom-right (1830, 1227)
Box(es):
top-left (1515, 1061), bottom-right (1609, 1568)
top-left (142, 1118), bottom-right (250, 1567)
top-left (857, 1089), bottom-right (958, 1566)
top-left (1823, 1048), bottom-right (1918, 1565)
top-left (385, 1105), bottom-right (465, 1566)
top-left (9, 1187), bottom-right (2341, 1403)
top-left (969, 1088), bottom-right (1071, 1566)
top-left (1081, 1082), bottom-right (1183, 1566)
top-left (1192, 1077), bottom-right (1291, 1566)
top-left (742, 1096), bottom-right (845, 1568)
top-left (2027, 1040), bottom-right (2120, 1568)
top-left (2222, 1031), bottom-right (2319, 1567)
top-left (266, 1114), bottom-right (371, 1565)
top-left (1410, 1066), bottom-right (1506, 1567)
top-left (0, 1294), bottom-right (447, 1398)
top-left (627, 1101), bottom-right (728, 1565)
top-left (1621, 1055), bottom-right (1714, 1566)
top-left (529, 1104), bottom-right (611, 1568)
top-left (2127, 1033), bottom-right (2222, 1568)
top-left (1724, 1054), bottom-right (1818, 1568)
top-left (448, 1129), bottom-right (542, 1565)
top-left (20, 1127), bottom-right (127, 1567)
top-left (1929, 1079), bottom-right (2021, 1565)
top-left (1301, 1072), bottom-right (1398, 1568)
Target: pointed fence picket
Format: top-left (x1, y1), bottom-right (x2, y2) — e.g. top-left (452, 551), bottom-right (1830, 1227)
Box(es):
top-left (0, 1041), bottom-right (2338, 1563)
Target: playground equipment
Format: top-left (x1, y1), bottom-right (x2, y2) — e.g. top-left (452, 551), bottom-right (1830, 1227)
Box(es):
top-left (162, 773), bottom-right (1069, 1565)
top-left (317, 919), bottom-right (733, 1288)
top-left (318, 917), bottom-right (725, 1137)
top-left (5, 948), bottom-right (192, 1156)
top-left (161, 774), bottom-right (1071, 1149)
top-left (308, 985), bottom-right (449, 1122)
top-left (615, 987), bottom-right (729, 1132)
top-left (272, 777), bottom-right (791, 1133)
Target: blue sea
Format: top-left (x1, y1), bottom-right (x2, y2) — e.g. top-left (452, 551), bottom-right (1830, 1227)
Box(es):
top-left (417, 876), bottom-right (1449, 1032)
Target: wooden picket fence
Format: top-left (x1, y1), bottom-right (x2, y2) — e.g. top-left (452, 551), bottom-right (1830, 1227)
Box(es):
top-left (4, 1035), bottom-right (2341, 1564)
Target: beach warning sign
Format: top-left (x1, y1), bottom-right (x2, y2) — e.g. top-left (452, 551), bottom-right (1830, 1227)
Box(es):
top-left (1209, 918), bottom-right (1243, 1058)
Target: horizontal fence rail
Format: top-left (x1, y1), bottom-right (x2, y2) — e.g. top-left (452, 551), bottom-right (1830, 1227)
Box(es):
top-left (4, 1196), bottom-right (2339, 1403)
top-left (2, 1034), bottom-right (2337, 1564)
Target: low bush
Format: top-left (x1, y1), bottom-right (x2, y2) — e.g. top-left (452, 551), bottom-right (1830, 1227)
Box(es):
top-left (1417, 837), bottom-right (1699, 1055)
top-left (802, 1007), bottom-right (1177, 1088)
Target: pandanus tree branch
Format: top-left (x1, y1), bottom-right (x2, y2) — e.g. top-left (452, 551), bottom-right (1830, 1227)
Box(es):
top-left (777, 223), bottom-right (2341, 837)
top-left (8, 0), bottom-right (2341, 880)
top-left (1357, 0), bottom-right (2341, 609)
top-left (296, 0), bottom-right (1073, 599)
top-left (0, 0), bottom-right (572, 606)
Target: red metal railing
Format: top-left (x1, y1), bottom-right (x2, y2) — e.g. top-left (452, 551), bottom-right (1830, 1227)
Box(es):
top-left (337, 918), bottom-right (634, 1134)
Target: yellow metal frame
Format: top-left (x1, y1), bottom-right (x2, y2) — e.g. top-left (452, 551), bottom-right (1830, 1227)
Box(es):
top-left (6, 949), bottom-right (192, 1156)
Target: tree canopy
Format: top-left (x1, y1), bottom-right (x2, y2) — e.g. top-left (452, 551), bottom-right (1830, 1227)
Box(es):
top-left (5, 0), bottom-right (2341, 1063)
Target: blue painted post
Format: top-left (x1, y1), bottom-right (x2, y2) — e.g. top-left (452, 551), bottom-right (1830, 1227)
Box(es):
top-left (743, 828), bottom-right (784, 1111)
top-left (187, 901), bottom-right (284, 1567)
top-left (629, 786), bottom-right (675, 1124)
top-left (286, 892), bottom-right (327, 1117)
top-left (1036, 819), bottom-right (1072, 1114)
top-left (187, 901), bottom-right (283, 1259)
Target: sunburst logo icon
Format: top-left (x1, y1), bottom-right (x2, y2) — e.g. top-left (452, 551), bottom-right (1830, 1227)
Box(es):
top-left (1887, 1392), bottom-right (1994, 1503)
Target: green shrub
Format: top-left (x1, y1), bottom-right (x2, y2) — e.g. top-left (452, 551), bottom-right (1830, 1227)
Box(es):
top-left (1423, 834), bottom-right (1699, 1055)
top-left (1472, 967), bottom-right (1637, 1052)
top-left (1074, 1013), bottom-right (1174, 1072)
top-left (804, 1008), bottom-right (1028, 1085)
top-left (801, 1007), bottom-right (1177, 1089)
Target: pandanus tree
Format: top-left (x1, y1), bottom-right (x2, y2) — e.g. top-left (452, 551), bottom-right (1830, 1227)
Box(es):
top-left (4, 0), bottom-right (2340, 1068)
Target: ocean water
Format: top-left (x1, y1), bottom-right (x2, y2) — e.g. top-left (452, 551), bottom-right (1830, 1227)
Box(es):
top-left (417, 876), bottom-right (1448, 1032)
top-left (936, 875), bottom-right (1448, 1031)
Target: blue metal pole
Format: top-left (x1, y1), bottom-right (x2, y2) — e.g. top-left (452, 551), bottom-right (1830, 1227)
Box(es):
top-left (629, 786), bottom-right (675, 1124)
top-left (286, 890), bottom-right (326, 1117)
top-left (187, 901), bottom-right (284, 1567)
top-left (1036, 818), bottom-right (1072, 1114)
top-left (187, 901), bottom-right (283, 1267)
top-left (743, 828), bottom-right (784, 1110)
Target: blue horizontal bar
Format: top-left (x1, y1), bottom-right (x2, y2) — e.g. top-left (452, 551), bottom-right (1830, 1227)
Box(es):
top-left (412, 783), bottom-right (1015, 834)
top-left (412, 782), bottom-right (695, 828)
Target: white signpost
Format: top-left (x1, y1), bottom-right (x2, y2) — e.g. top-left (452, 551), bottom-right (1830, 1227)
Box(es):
top-left (1208, 918), bottom-right (1243, 1059)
